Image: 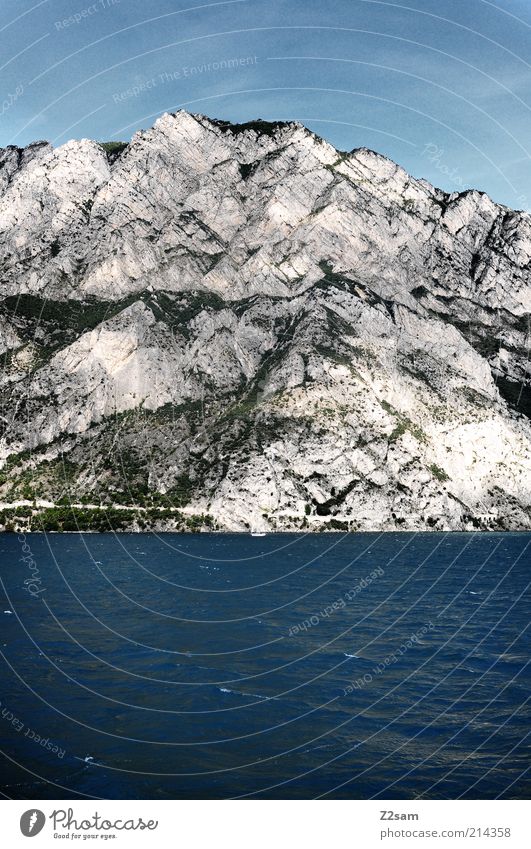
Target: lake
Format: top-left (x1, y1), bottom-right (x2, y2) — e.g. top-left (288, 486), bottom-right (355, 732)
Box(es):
top-left (0, 531), bottom-right (529, 799)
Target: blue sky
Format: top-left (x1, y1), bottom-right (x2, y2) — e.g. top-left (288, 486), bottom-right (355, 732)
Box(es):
top-left (1, 0), bottom-right (531, 209)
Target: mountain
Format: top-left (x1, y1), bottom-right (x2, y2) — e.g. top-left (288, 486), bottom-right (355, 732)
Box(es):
top-left (0, 110), bottom-right (530, 532)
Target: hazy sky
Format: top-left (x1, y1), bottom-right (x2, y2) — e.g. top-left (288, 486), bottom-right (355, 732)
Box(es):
top-left (2, 0), bottom-right (531, 209)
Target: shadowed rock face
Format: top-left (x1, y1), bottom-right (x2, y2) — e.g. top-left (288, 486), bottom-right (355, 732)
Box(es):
top-left (0, 110), bottom-right (530, 531)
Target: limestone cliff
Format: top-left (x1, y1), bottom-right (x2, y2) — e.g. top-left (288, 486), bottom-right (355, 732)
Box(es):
top-left (0, 111), bottom-right (529, 531)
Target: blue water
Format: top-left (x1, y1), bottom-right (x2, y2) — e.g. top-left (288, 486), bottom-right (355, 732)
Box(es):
top-left (0, 532), bottom-right (529, 799)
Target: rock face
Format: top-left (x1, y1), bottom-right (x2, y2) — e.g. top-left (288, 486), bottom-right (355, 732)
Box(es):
top-left (0, 110), bottom-right (530, 531)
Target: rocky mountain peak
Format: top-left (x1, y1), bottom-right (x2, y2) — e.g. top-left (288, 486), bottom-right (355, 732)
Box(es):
top-left (0, 111), bottom-right (529, 532)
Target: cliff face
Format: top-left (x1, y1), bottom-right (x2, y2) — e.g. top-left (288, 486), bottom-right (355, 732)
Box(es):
top-left (0, 111), bottom-right (530, 531)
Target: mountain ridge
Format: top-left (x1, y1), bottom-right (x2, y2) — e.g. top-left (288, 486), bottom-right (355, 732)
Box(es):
top-left (0, 110), bottom-right (530, 532)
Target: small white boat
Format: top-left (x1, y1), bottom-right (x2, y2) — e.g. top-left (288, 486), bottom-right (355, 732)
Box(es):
top-left (251, 531), bottom-right (266, 537)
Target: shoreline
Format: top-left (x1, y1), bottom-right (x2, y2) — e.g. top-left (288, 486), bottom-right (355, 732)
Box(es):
top-left (2, 527), bottom-right (530, 536)
top-left (1, 501), bottom-right (527, 535)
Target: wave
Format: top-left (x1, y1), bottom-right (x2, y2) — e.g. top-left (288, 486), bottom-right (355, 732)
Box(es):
top-left (219, 687), bottom-right (273, 700)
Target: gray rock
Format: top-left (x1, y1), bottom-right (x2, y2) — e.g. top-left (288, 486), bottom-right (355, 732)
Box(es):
top-left (0, 111), bottom-right (529, 531)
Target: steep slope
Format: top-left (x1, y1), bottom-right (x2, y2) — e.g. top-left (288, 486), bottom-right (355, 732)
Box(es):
top-left (0, 111), bottom-right (530, 531)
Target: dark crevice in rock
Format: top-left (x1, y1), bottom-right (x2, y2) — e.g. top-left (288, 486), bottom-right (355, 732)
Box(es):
top-left (495, 375), bottom-right (531, 419)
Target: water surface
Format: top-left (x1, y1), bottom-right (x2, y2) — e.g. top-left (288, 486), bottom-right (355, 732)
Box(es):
top-left (0, 532), bottom-right (529, 799)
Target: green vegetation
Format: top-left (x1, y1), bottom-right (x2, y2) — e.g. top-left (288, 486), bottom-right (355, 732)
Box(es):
top-left (314, 343), bottom-right (352, 368)
top-left (1, 456), bottom-right (81, 502)
top-left (0, 292), bottom-right (138, 334)
top-left (0, 449), bottom-right (34, 486)
top-left (327, 519), bottom-right (350, 530)
top-left (389, 420), bottom-right (408, 442)
top-left (147, 291), bottom-right (225, 331)
top-left (318, 260), bottom-right (348, 287)
top-left (218, 119), bottom-right (288, 137)
top-left (323, 153), bottom-right (350, 175)
top-left (0, 290), bottom-right (228, 371)
top-left (0, 505), bottom-right (215, 533)
top-left (429, 463), bottom-right (450, 482)
top-left (380, 399), bottom-right (427, 444)
top-left (98, 141), bottom-right (128, 156)
top-left (152, 475), bottom-right (194, 508)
